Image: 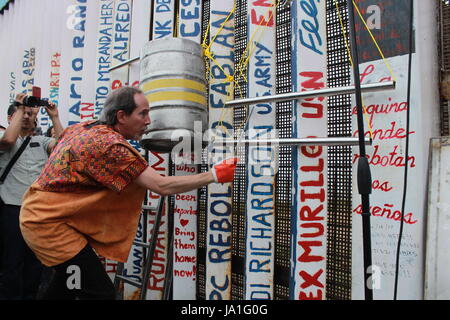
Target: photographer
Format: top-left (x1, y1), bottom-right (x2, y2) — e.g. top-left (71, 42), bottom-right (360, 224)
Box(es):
top-left (0, 93), bottom-right (63, 300)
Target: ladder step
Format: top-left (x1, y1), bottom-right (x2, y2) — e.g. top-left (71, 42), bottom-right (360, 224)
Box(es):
top-left (133, 241), bottom-right (151, 248)
top-left (225, 81), bottom-right (396, 106)
top-left (142, 205), bottom-right (157, 211)
top-left (212, 137), bottom-right (372, 147)
top-left (115, 275), bottom-right (143, 288)
top-left (115, 196), bottom-right (167, 300)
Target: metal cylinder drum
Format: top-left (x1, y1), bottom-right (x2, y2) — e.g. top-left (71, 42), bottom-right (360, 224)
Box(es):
top-left (140, 37), bottom-right (207, 153)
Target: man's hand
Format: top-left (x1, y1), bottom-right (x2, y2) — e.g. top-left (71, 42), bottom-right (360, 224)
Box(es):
top-left (10, 93), bottom-right (27, 121)
top-left (44, 102), bottom-right (59, 119)
top-left (0, 94), bottom-right (27, 150)
top-left (31, 105), bottom-right (40, 118)
top-left (14, 93), bottom-right (27, 107)
top-left (46, 101), bottom-right (64, 139)
top-left (211, 157), bottom-right (238, 183)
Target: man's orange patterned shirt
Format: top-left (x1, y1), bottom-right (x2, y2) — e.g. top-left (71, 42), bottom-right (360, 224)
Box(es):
top-left (20, 121), bottom-right (149, 266)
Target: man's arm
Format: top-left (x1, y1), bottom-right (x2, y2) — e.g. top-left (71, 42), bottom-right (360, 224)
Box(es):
top-left (0, 94), bottom-right (26, 151)
top-left (44, 102), bottom-right (64, 154)
top-left (134, 166), bottom-right (215, 196)
top-left (45, 102), bottom-right (64, 138)
top-left (46, 139), bottom-right (57, 155)
top-left (134, 158), bottom-right (238, 196)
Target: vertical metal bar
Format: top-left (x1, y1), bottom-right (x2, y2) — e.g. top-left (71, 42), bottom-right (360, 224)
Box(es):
top-left (140, 196), bottom-right (166, 300)
top-left (393, 0), bottom-right (414, 301)
top-left (163, 225), bottom-right (174, 300)
top-left (114, 262), bottom-right (125, 300)
top-left (346, 0), bottom-right (373, 301)
top-left (163, 155), bottom-right (175, 300)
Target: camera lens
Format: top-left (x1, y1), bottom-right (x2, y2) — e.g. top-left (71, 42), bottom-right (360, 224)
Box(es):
top-left (22, 96), bottom-right (49, 107)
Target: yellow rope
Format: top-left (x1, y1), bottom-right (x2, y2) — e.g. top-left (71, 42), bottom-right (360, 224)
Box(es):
top-left (333, 0), bottom-right (375, 139)
top-left (230, 0), bottom-right (280, 135)
top-left (210, 0), bottom-right (387, 142)
top-left (352, 0), bottom-right (397, 82)
top-left (202, 5), bottom-right (236, 86)
top-left (203, 6), bottom-right (236, 135)
top-left (205, 1), bottom-right (280, 139)
top-left (235, 0), bottom-right (280, 84)
top-left (206, 5), bottom-right (236, 53)
top-left (334, 0), bottom-right (354, 67)
top-left (202, 19), bottom-right (211, 49)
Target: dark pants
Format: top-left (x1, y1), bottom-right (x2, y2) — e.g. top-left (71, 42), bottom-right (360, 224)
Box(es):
top-left (0, 204), bottom-right (43, 300)
top-left (43, 244), bottom-right (116, 300)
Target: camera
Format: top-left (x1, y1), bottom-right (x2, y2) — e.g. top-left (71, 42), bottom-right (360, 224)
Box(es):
top-left (14, 86), bottom-right (50, 108)
top-left (22, 96), bottom-right (50, 107)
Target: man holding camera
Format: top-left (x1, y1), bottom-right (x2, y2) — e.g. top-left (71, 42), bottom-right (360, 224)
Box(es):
top-left (0, 93), bottom-right (63, 300)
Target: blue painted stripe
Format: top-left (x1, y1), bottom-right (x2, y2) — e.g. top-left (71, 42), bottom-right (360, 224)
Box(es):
top-left (0, 0), bottom-right (10, 12)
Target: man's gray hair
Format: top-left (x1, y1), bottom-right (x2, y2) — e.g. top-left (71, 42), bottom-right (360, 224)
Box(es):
top-left (99, 86), bottom-right (143, 125)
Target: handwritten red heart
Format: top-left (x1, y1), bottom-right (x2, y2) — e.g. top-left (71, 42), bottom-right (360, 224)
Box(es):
top-left (180, 219), bottom-right (189, 227)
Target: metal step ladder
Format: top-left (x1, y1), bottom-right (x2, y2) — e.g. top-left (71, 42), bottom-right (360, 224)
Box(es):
top-left (113, 196), bottom-right (167, 300)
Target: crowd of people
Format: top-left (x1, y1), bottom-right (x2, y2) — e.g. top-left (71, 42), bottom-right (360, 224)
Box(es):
top-left (0, 86), bottom-right (238, 300)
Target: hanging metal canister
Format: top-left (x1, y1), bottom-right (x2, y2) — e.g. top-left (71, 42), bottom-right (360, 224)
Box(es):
top-left (140, 37), bottom-right (208, 153)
